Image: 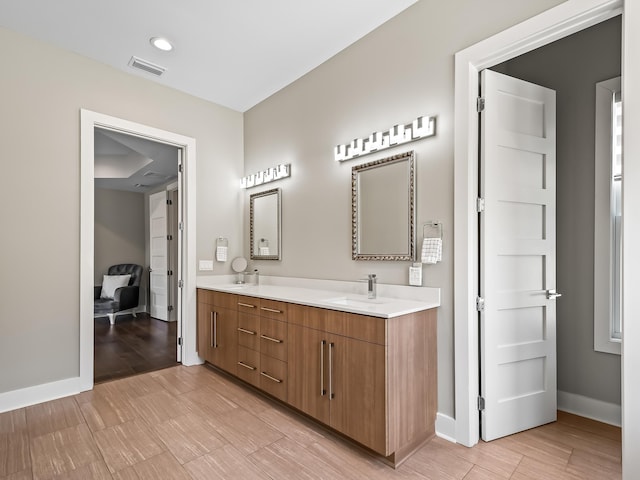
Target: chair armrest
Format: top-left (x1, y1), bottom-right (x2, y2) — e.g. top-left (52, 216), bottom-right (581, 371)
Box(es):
top-left (94, 286), bottom-right (102, 300)
top-left (114, 285), bottom-right (139, 311)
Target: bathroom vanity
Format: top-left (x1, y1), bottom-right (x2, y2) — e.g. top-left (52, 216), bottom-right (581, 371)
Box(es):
top-left (196, 283), bottom-right (438, 467)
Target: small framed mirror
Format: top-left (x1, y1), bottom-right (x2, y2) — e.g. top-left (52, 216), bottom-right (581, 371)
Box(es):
top-left (352, 151), bottom-right (415, 261)
top-left (250, 188), bottom-right (281, 260)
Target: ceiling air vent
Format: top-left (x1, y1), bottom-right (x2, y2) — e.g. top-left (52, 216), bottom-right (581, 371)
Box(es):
top-left (128, 56), bottom-right (166, 76)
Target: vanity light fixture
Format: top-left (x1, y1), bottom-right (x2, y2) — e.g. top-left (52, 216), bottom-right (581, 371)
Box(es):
top-left (150, 36), bottom-right (173, 52)
top-left (335, 115), bottom-right (436, 162)
top-left (241, 163), bottom-right (290, 189)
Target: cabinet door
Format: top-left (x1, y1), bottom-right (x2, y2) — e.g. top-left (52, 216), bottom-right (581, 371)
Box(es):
top-left (329, 335), bottom-right (387, 455)
top-left (197, 302), bottom-right (215, 363)
top-left (209, 306), bottom-right (238, 373)
top-left (287, 324), bottom-right (330, 424)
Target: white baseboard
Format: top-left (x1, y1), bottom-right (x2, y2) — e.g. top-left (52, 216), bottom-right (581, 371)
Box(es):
top-left (0, 376), bottom-right (85, 414)
top-left (435, 412), bottom-right (457, 443)
top-left (558, 390), bottom-right (621, 427)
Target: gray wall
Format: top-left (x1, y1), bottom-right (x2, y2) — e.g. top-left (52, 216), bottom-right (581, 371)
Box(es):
top-left (0, 26), bottom-right (243, 394)
top-left (492, 17), bottom-right (622, 405)
top-left (243, 0), bottom-right (565, 418)
top-left (94, 188), bottom-right (146, 288)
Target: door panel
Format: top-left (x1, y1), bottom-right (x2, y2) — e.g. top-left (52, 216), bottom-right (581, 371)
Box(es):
top-left (480, 69), bottom-right (557, 441)
top-left (149, 191), bottom-right (168, 321)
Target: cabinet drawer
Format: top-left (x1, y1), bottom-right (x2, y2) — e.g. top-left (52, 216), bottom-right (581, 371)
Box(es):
top-left (198, 289), bottom-right (237, 309)
top-left (237, 295), bottom-right (260, 313)
top-left (237, 312), bottom-right (260, 350)
top-left (260, 355), bottom-right (287, 402)
top-left (237, 346), bottom-right (260, 387)
top-left (259, 299), bottom-right (288, 321)
top-left (260, 318), bottom-right (287, 361)
top-left (288, 304), bottom-right (345, 335)
top-left (344, 313), bottom-right (386, 345)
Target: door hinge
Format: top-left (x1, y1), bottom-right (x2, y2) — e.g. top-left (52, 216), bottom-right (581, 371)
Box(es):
top-left (478, 396), bottom-right (485, 411)
top-left (178, 164), bottom-right (183, 173)
top-left (166, 199), bottom-right (173, 205)
top-left (168, 270), bottom-right (173, 276)
top-left (178, 222), bottom-right (184, 231)
top-left (476, 197), bottom-right (485, 213)
top-left (168, 305), bottom-right (174, 312)
top-left (178, 337), bottom-right (182, 346)
top-left (167, 234), bottom-right (173, 241)
top-left (476, 296), bottom-right (485, 312)
top-left (477, 97), bottom-right (485, 113)
top-left (178, 279), bottom-right (184, 288)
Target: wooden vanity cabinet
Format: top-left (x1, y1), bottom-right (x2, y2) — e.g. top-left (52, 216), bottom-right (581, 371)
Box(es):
top-left (287, 303), bottom-right (437, 464)
top-left (197, 288), bottom-right (437, 467)
top-left (287, 305), bottom-right (386, 454)
top-left (196, 290), bottom-right (237, 374)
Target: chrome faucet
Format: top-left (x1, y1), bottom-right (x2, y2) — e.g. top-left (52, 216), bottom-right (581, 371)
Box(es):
top-left (367, 274), bottom-right (377, 299)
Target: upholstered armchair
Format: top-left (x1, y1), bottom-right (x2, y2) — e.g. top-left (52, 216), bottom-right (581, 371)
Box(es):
top-left (94, 263), bottom-right (143, 325)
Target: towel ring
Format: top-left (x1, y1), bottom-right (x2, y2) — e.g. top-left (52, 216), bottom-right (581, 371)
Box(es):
top-left (422, 221), bottom-right (443, 239)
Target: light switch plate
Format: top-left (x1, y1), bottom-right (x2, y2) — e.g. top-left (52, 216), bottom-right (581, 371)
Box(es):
top-left (199, 260), bottom-right (214, 271)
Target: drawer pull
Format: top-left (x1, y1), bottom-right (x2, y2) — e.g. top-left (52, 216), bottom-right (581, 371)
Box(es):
top-left (261, 307), bottom-right (283, 314)
top-left (260, 371), bottom-right (283, 383)
top-left (238, 361), bottom-right (256, 371)
top-left (237, 327), bottom-right (257, 335)
top-left (260, 334), bottom-right (283, 344)
top-left (237, 302), bottom-right (257, 308)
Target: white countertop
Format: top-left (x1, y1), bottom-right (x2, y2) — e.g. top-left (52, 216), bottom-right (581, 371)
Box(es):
top-left (196, 277), bottom-right (440, 318)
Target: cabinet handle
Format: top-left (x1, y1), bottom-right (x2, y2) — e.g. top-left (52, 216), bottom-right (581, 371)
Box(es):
top-left (237, 302), bottom-right (256, 308)
top-left (320, 340), bottom-right (326, 396)
top-left (329, 342), bottom-right (334, 399)
top-left (213, 311), bottom-right (218, 348)
top-left (260, 371), bottom-right (283, 383)
top-left (237, 327), bottom-right (256, 335)
top-left (237, 361), bottom-right (256, 371)
top-left (210, 312), bottom-right (214, 348)
top-left (260, 334), bottom-right (283, 344)
top-left (260, 307), bottom-right (282, 314)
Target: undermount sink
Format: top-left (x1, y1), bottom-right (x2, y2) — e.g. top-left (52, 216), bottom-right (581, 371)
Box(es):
top-left (323, 296), bottom-right (388, 307)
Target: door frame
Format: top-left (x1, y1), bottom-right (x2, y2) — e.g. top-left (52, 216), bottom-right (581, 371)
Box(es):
top-left (79, 109), bottom-right (200, 391)
top-left (453, 0), bottom-right (623, 448)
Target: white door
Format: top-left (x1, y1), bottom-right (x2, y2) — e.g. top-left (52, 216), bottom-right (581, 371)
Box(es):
top-left (175, 149), bottom-right (183, 361)
top-left (480, 69), bottom-right (558, 441)
top-left (149, 190), bottom-right (168, 321)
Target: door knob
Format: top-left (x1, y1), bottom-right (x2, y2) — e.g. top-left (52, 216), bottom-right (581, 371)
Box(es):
top-left (546, 289), bottom-right (562, 300)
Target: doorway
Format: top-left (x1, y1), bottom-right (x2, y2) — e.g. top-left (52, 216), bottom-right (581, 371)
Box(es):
top-left (93, 127), bottom-right (181, 382)
top-left (452, 1), bottom-right (623, 448)
top-left (80, 110), bottom-right (199, 392)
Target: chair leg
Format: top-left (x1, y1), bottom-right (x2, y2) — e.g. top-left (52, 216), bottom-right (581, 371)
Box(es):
top-left (132, 310), bottom-right (137, 318)
top-left (108, 313), bottom-right (116, 325)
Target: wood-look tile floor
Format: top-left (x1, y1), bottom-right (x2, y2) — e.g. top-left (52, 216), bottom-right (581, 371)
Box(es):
top-left (0, 365), bottom-right (621, 479)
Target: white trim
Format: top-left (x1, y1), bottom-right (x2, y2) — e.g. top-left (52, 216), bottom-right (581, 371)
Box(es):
top-left (435, 413), bottom-right (457, 444)
top-left (453, 0), bottom-right (622, 447)
top-left (0, 377), bottom-right (83, 414)
top-left (80, 110), bottom-right (200, 396)
top-left (594, 76), bottom-right (622, 355)
top-left (558, 390), bottom-right (621, 427)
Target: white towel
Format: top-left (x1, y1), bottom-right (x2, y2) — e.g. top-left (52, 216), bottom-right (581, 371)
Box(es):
top-left (216, 246), bottom-right (228, 262)
top-left (259, 246), bottom-right (270, 256)
top-left (421, 237), bottom-right (442, 264)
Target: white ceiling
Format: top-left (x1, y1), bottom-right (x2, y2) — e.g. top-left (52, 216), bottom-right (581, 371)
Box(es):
top-left (94, 129), bottom-right (179, 193)
top-left (0, 0), bottom-right (417, 112)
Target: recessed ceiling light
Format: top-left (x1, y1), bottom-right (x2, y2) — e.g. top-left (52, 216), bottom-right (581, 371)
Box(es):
top-left (150, 36), bottom-right (173, 52)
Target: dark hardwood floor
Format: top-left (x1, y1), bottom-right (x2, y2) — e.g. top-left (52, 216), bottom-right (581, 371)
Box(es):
top-left (94, 312), bottom-right (179, 383)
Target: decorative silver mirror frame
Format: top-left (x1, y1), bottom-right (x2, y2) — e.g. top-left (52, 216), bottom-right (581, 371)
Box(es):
top-left (250, 187), bottom-right (282, 260)
top-left (352, 151), bottom-right (415, 261)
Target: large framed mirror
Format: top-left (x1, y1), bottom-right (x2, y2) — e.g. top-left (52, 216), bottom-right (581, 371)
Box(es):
top-left (352, 151), bottom-right (415, 260)
top-left (250, 188), bottom-right (281, 260)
